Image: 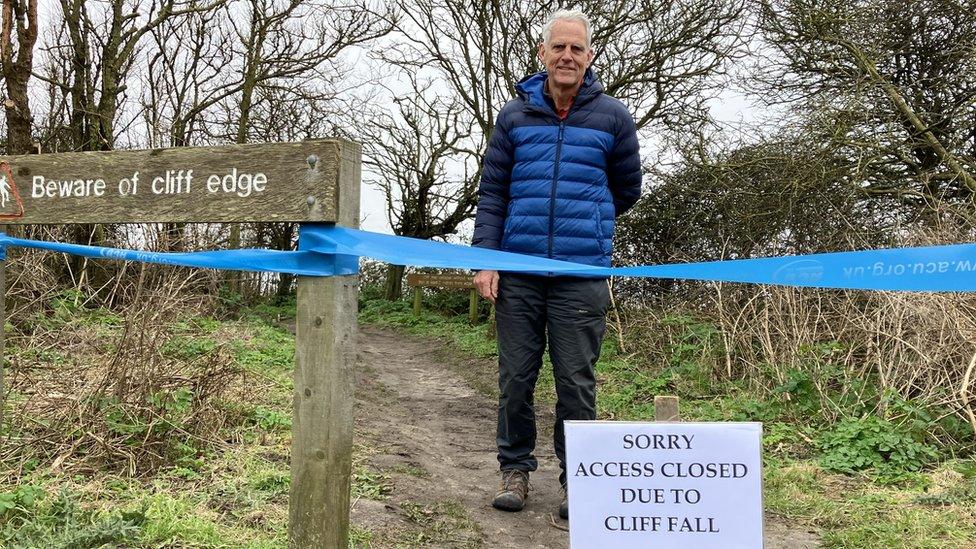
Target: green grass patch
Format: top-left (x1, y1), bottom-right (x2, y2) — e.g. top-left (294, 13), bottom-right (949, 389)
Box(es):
top-left (352, 468), bottom-right (393, 501)
top-left (161, 335), bottom-right (218, 360)
top-left (391, 463), bottom-right (431, 479)
top-left (232, 320), bottom-right (295, 385)
top-left (1, 443), bottom-right (292, 548)
top-left (359, 298), bottom-right (560, 402)
top-left (1, 488), bottom-right (144, 548)
top-left (349, 524), bottom-right (374, 548)
top-left (765, 461), bottom-right (976, 548)
top-left (136, 490), bottom-right (284, 548)
top-left (360, 299), bottom-right (495, 358)
top-left (396, 500), bottom-right (481, 547)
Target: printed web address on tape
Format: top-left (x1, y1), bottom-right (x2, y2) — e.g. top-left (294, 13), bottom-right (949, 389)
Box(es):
top-left (772, 258), bottom-right (976, 284)
top-left (846, 259), bottom-right (976, 278)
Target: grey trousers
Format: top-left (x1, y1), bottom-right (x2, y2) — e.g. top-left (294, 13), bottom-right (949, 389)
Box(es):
top-left (495, 273), bottom-right (609, 486)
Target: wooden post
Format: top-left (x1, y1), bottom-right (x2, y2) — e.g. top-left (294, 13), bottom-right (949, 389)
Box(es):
top-left (413, 287), bottom-right (422, 316)
top-left (487, 304), bottom-right (497, 340)
top-left (288, 141), bottom-right (361, 548)
top-left (469, 288), bottom-right (478, 324)
top-left (654, 395), bottom-right (680, 421)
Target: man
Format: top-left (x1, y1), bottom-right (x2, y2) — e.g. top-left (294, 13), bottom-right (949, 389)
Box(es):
top-left (471, 9), bottom-right (641, 520)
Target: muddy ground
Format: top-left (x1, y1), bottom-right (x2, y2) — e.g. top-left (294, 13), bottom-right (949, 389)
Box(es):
top-left (350, 325), bottom-right (822, 548)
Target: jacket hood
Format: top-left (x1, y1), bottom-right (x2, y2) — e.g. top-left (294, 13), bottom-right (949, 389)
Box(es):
top-left (515, 68), bottom-right (604, 112)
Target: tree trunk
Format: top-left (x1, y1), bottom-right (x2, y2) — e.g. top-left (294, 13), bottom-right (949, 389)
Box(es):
top-left (226, 35), bottom-right (259, 295)
top-left (1, 0), bottom-right (40, 156)
top-left (384, 264), bottom-right (405, 301)
top-left (224, 223), bottom-right (242, 294)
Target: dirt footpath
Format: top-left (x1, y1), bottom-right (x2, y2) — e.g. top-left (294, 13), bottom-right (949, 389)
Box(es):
top-left (350, 325), bottom-right (821, 548)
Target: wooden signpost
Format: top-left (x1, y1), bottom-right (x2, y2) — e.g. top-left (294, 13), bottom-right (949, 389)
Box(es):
top-left (0, 138), bottom-right (361, 548)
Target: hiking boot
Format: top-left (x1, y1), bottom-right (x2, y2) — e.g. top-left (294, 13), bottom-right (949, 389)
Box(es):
top-left (559, 490), bottom-right (568, 520)
top-left (492, 470), bottom-right (529, 512)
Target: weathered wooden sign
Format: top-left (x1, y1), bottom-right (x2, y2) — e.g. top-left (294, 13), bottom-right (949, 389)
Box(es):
top-left (0, 139), bottom-right (349, 223)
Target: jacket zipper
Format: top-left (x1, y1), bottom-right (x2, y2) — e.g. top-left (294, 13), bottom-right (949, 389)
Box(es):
top-left (548, 120), bottom-right (565, 259)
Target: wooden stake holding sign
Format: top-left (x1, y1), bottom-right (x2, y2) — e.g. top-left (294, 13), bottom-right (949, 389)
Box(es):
top-left (290, 142), bottom-right (361, 548)
top-left (0, 139), bottom-right (361, 548)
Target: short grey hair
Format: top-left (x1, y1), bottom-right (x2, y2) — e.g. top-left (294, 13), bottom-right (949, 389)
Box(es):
top-left (542, 9), bottom-right (592, 48)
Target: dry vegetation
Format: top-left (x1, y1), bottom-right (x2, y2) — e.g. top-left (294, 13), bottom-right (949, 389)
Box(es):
top-left (626, 287), bottom-right (976, 442)
top-left (0, 239), bottom-right (260, 481)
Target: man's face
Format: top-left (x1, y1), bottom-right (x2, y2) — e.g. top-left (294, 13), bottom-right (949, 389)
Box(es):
top-left (538, 20), bottom-right (593, 93)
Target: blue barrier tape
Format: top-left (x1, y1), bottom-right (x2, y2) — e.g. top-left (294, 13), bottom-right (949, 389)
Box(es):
top-left (302, 224), bottom-right (605, 275)
top-left (3, 225), bottom-right (976, 291)
top-left (0, 231), bottom-right (338, 276)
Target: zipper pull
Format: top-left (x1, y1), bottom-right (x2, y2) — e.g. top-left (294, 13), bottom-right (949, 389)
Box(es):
top-left (558, 122), bottom-right (565, 142)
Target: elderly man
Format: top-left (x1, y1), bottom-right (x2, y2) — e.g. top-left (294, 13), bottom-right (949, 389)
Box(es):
top-left (471, 9), bottom-right (641, 520)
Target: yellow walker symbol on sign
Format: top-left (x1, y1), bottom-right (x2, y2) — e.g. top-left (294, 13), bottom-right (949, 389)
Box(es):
top-left (0, 161), bottom-right (25, 220)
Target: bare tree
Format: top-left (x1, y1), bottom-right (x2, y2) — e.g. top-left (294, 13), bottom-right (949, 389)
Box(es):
top-left (41, 0), bottom-right (224, 152)
top-left (135, 0), bottom-right (391, 262)
top-left (143, 5), bottom-right (232, 148)
top-left (383, 0), bottom-right (750, 137)
top-left (361, 73), bottom-right (479, 298)
top-left (243, 82), bottom-right (366, 297)
top-left (365, 0), bottom-right (749, 294)
top-left (24, 1), bottom-right (225, 287)
top-left (206, 0), bottom-right (393, 294)
top-left (0, 0), bottom-right (38, 155)
top-left (207, 0), bottom-right (393, 146)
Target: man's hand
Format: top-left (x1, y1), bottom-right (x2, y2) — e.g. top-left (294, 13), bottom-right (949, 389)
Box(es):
top-left (474, 270), bottom-right (500, 304)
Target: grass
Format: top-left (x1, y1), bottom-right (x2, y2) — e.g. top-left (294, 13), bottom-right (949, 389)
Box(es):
top-left (4, 291), bottom-right (975, 548)
top-left (764, 462), bottom-right (976, 547)
top-left (359, 298), bottom-right (558, 400)
top-left (1, 296), bottom-right (487, 548)
top-left (391, 463), bottom-right (431, 479)
top-left (0, 472), bottom-right (288, 548)
top-left (352, 467), bottom-right (393, 501)
top-left (396, 500), bottom-right (481, 547)
top-left (0, 299), bottom-right (396, 548)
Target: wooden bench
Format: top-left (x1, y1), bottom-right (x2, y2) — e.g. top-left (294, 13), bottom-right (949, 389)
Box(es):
top-left (406, 272), bottom-right (479, 324)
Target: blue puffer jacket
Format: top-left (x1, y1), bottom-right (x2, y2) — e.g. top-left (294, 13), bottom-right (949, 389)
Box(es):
top-left (472, 69), bottom-right (642, 268)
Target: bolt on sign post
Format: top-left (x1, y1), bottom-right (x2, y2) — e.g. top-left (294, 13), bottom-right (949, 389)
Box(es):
top-left (0, 139), bottom-right (362, 548)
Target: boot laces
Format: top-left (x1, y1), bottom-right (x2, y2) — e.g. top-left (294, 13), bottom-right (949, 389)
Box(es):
top-left (502, 470), bottom-right (529, 491)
